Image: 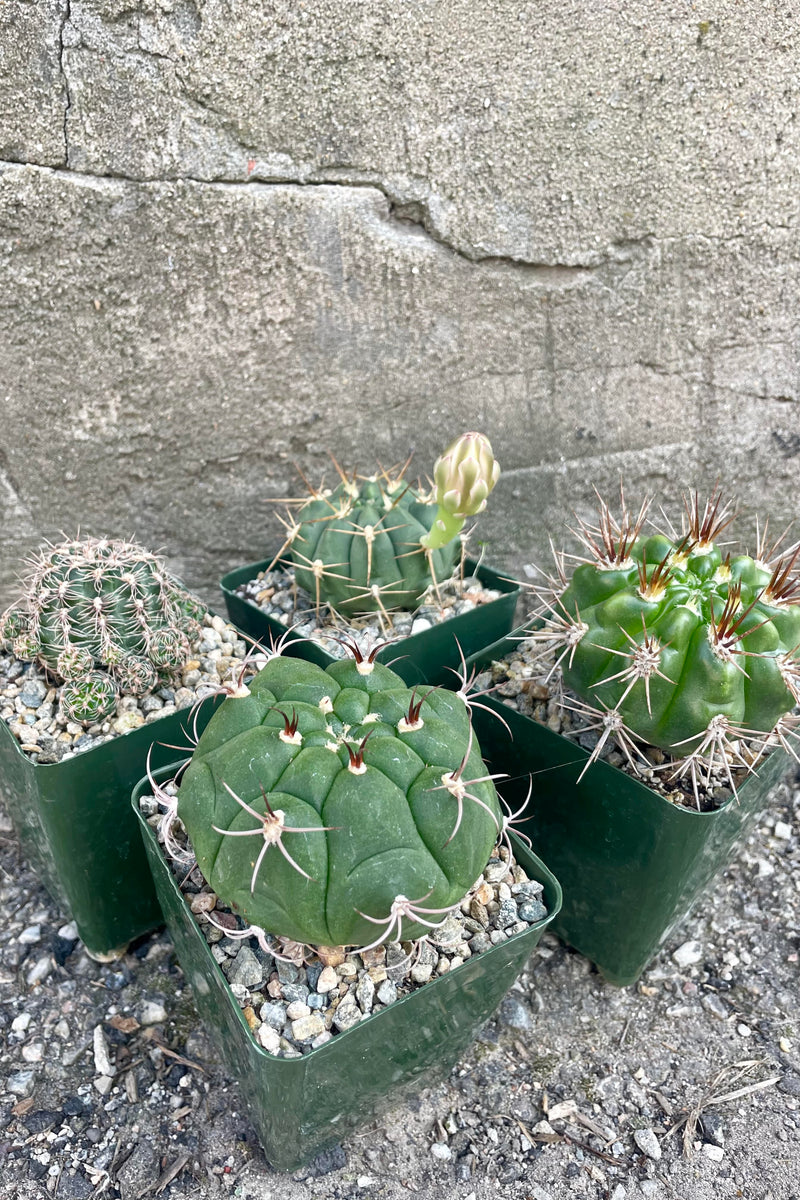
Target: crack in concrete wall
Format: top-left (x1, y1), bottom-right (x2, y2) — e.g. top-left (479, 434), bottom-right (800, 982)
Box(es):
top-left (0, 156), bottom-right (630, 279)
top-left (58, 0), bottom-right (72, 167)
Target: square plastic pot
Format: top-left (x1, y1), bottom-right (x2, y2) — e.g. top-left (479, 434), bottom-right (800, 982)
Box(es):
top-left (132, 774), bottom-right (562, 1171)
top-left (466, 635), bottom-right (792, 987)
top-left (220, 557), bottom-right (520, 687)
top-left (0, 697), bottom-right (218, 960)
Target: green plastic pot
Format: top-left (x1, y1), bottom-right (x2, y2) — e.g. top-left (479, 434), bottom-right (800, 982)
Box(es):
top-left (466, 634), bottom-right (792, 987)
top-left (0, 698), bottom-right (219, 960)
top-left (132, 771), bottom-right (562, 1171)
top-left (220, 557), bottom-right (520, 687)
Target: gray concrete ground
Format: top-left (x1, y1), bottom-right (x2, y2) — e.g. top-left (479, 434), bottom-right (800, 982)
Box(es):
top-left (0, 765), bottom-right (798, 1200)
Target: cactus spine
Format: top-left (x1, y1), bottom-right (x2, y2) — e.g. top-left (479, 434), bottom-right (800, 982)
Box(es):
top-left (274, 433), bottom-right (500, 618)
top-left (175, 651), bottom-right (503, 949)
top-left (0, 536), bottom-right (204, 722)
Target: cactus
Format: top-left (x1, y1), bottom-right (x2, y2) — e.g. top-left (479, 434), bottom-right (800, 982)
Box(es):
top-left (0, 536), bottom-right (205, 722)
top-left (274, 433), bottom-right (500, 618)
top-left (175, 649), bottom-right (503, 949)
top-left (530, 488), bottom-right (800, 798)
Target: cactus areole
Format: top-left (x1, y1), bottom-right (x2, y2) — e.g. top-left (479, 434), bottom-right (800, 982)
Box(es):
top-left (534, 490), bottom-right (800, 776)
top-left (278, 433), bottom-right (500, 617)
top-left (176, 654), bottom-right (502, 949)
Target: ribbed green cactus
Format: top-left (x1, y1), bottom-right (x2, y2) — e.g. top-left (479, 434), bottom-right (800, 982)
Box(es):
top-left (176, 652), bottom-right (502, 948)
top-left (277, 433), bottom-right (500, 618)
top-left (0, 536), bottom-right (204, 722)
top-left (532, 490), bottom-right (800, 793)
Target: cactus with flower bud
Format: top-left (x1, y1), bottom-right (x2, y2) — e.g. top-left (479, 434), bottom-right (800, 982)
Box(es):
top-left (529, 489), bottom-right (800, 801)
top-left (173, 647), bottom-right (503, 949)
top-left (0, 536), bottom-right (205, 723)
top-left (272, 433), bottom-right (500, 618)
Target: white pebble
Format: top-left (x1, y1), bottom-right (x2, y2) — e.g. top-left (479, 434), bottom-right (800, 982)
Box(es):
top-left (26, 956), bottom-right (52, 986)
top-left (774, 821), bottom-right (792, 840)
top-left (256, 1024), bottom-right (281, 1053)
top-left (138, 1000), bottom-right (168, 1026)
top-left (316, 966), bottom-right (338, 994)
top-left (671, 940), bottom-right (703, 969)
top-left (703, 1143), bottom-right (724, 1162)
top-left (93, 1025), bottom-right (114, 1076)
top-left (285, 1001), bottom-right (310, 1021)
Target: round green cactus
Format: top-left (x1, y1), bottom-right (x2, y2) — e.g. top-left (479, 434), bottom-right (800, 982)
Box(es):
top-left (533, 489), bottom-right (800, 785)
top-left (0, 536), bottom-right (204, 721)
top-left (176, 653), bottom-right (502, 949)
top-left (289, 475), bottom-right (458, 617)
top-left (277, 433), bottom-right (500, 618)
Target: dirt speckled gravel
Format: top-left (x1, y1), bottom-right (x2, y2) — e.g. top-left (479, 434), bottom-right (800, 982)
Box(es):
top-left (1, 768), bottom-right (799, 1200)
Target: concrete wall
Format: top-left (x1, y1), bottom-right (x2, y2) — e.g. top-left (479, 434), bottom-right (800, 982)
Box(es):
top-left (1, 1), bottom-right (799, 606)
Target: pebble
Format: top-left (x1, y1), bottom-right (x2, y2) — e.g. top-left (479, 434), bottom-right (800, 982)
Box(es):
top-left (7, 1070), bottom-right (36, 1097)
top-left (227, 947), bottom-right (264, 990)
top-left (672, 940), bottom-right (703, 969)
top-left (430, 1143), bottom-right (452, 1161)
top-left (700, 1112), bottom-right (725, 1147)
top-left (703, 1143), bottom-right (725, 1162)
top-left (26, 956), bottom-right (52, 986)
top-left (291, 1013), bottom-right (326, 1041)
top-left (355, 974), bottom-right (375, 1013)
top-left (633, 1127), bottom-right (662, 1161)
top-left (93, 1026), bottom-right (114, 1077)
top-left (112, 711), bottom-right (145, 734)
top-left (774, 821), bottom-right (792, 840)
top-left (138, 1000), bottom-right (168, 1026)
top-left (517, 900), bottom-right (548, 923)
top-left (316, 966), bottom-right (339, 994)
top-left (333, 995), bottom-right (362, 1032)
top-left (286, 1001), bottom-right (310, 1021)
top-left (256, 1024), bottom-right (281, 1053)
top-left (499, 996), bottom-right (534, 1031)
top-left (702, 993), bottom-right (729, 1020)
top-left (376, 979), bottom-right (398, 1006)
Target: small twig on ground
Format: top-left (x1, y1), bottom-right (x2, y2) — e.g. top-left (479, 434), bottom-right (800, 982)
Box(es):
top-left (664, 1058), bottom-right (781, 1159)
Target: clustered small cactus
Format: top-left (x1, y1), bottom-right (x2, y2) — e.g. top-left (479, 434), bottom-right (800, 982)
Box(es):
top-left (273, 432), bottom-right (500, 619)
top-left (529, 488), bottom-right (800, 801)
top-left (173, 647), bottom-right (503, 950)
top-left (0, 536), bottom-right (205, 723)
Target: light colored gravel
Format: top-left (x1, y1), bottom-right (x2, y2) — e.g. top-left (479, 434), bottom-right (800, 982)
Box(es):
top-left (235, 565), bottom-right (503, 661)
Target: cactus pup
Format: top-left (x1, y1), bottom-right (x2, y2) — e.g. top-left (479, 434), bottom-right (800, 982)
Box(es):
top-left (528, 488), bottom-right (800, 802)
top-left (0, 536), bottom-right (205, 723)
top-left (271, 433), bottom-right (500, 619)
